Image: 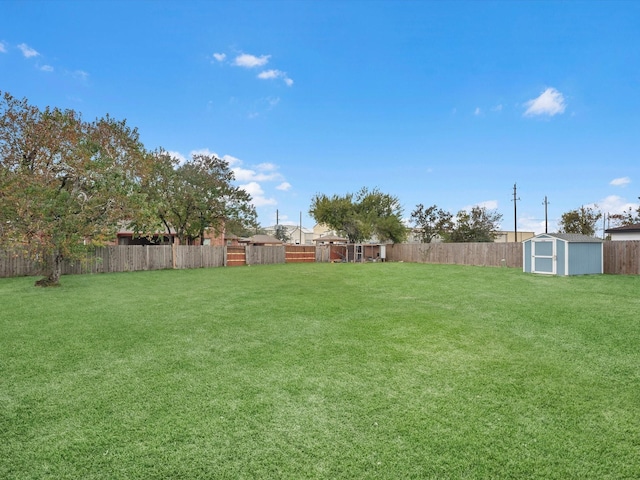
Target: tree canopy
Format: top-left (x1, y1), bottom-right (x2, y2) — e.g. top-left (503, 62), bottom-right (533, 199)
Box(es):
top-left (0, 91), bottom-right (152, 285)
top-left (410, 204), bottom-right (453, 243)
top-left (0, 92), bottom-right (257, 286)
top-left (444, 206), bottom-right (503, 243)
top-left (137, 151), bottom-right (257, 245)
top-left (558, 206), bottom-right (602, 236)
top-left (309, 187), bottom-right (407, 243)
top-left (607, 198), bottom-right (640, 228)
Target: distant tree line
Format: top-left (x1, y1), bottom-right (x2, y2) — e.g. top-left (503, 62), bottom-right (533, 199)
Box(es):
top-left (309, 190), bottom-right (504, 244)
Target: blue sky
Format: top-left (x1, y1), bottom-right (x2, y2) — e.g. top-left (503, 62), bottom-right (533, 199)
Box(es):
top-left (2, 0), bottom-right (639, 235)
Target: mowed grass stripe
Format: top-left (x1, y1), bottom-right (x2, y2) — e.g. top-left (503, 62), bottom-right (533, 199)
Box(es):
top-left (1, 263), bottom-right (639, 479)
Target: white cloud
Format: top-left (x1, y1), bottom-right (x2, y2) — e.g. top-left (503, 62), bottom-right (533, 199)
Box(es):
top-left (523, 87), bottom-right (566, 117)
top-left (0, 42), bottom-right (7, 53)
top-left (474, 107), bottom-right (482, 116)
top-left (233, 53), bottom-right (270, 68)
top-left (519, 216), bottom-right (546, 235)
top-left (258, 69), bottom-right (293, 86)
top-left (492, 104), bottom-right (503, 112)
top-left (257, 69), bottom-right (279, 80)
top-left (593, 195), bottom-right (639, 215)
top-left (167, 150), bottom-right (188, 165)
top-left (464, 200), bottom-right (499, 211)
top-left (73, 70), bottom-right (89, 81)
top-left (189, 148), bottom-right (217, 158)
top-left (276, 182), bottom-right (292, 191)
top-left (18, 43), bottom-right (39, 58)
top-left (233, 166), bottom-right (283, 183)
top-left (212, 52), bottom-right (226, 62)
top-left (240, 181), bottom-right (277, 207)
top-left (221, 154), bottom-right (242, 167)
top-left (610, 177), bottom-right (631, 187)
top-left (40, 65), bottom-right (54, 72)
top-left (256, 162), bottom-right (277, 171)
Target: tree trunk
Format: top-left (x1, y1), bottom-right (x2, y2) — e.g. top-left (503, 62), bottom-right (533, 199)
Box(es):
top-left (35, 252), bottom-right (63, 287)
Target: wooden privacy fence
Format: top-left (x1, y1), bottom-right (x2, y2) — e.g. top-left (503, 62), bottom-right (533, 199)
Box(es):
top-left (2, 241), bottom-right (640, 278)
top-left (603, 240), bottom-right (640, 275)
top-left (386, 242), bottom-right (523, 267)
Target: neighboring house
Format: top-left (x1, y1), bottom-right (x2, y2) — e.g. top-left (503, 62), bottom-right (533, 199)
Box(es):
top-left (313, 223), bottom-right (337, 239)
top-left (312, 234), bottom-right (348, 245)
top-left (494, 231), bottom-right (535, 243)
top-left (241, 234), bottom-right (283, 246)
top-left (224, 233), bottom-right (241, 246)
top-left (264, 224), bottom-right (314, 245)
top-left (287, 226), bottom-right (314, 245)
top-left (605, 223), bottom-right (640, 241)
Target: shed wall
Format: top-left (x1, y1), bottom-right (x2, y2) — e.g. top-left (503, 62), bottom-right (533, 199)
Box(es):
top-left (568, 243), bottom-right (602, 275)
top-left (523, 241), bottom-right (532, 272)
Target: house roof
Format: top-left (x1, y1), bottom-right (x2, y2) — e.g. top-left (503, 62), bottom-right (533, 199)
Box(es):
top-left (604, 223), bottom-right (640, 233)
top-left (540, 233), bottom-right (603, 243)
top-left (246, 234), bottom-right (283, 245)
top-left (313, 234), bottom-right (348, 243)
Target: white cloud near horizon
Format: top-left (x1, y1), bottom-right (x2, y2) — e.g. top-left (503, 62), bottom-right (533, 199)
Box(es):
top-left (276, 182), bottom-right (292, 191)
top-left (234, 53), bottom-right (270, 68)
top-left (524, 87), bottom-right (566, 117)
top-left (519, 216), bottom-right (546, 235)
top-left (610, 177), bottom-right (631, 187)
top-left (240, 181), bottom-right (278, 207)
top-left (591, 195), bottom-right (639, 215)
top-left (462, 200), bottom-right (499, 211)
top-left (18, 43), bottom-right (39, 58)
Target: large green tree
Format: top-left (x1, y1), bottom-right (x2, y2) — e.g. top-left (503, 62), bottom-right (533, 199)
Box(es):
top-left (0, 92), bottom-right (152, 286)
top-left (138, 151), bottom-right (257, 245)
top-left (410, 204), bottom-right (453, 243)
top-left (558, 205), bottom-right (602, 236)
top-left (309, 187), bottom-right (406, 243)
top-left (445, 206), bottom-right (502, 243)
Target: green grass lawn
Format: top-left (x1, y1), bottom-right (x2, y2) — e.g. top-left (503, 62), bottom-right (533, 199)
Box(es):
top-left (1, 263), bottom-right (639, 479)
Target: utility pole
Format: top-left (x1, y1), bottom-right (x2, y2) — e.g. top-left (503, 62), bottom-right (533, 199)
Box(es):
top-left (512, 183), bottom-right (520, 242)
top-left (542, 196), bottom-right (549, 233)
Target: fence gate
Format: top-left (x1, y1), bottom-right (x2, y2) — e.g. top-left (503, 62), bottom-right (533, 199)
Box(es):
top-left (226, 246), bottom-right (246, 266)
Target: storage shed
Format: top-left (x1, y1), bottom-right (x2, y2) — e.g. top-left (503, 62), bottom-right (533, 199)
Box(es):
top-left (523, 233), bottom-right (603, 275)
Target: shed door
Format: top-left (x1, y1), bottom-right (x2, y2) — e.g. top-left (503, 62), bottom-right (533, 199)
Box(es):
top-left (532, 239), bottom-right (555, 274)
